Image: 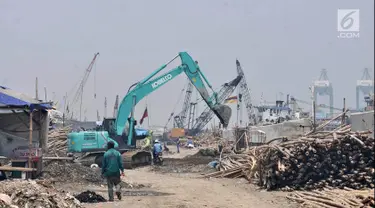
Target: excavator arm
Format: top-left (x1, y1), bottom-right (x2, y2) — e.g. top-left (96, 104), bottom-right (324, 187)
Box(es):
top-left (115, 52), bottom-right (232, 146)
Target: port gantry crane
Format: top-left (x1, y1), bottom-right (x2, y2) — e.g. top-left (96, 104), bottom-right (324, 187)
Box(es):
top-left (313, 69), bottom-right (334, 117)
top-left (235, 60), bottom-right (256, 126)
top-left (356, 68), bottom-right (374, 111)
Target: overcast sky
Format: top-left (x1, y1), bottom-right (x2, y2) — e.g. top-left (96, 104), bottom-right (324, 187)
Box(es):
top-left (0, 0), bottom-right (373, 127)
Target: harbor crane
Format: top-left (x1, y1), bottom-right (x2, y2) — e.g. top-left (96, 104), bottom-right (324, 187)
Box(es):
top-left (313, 69), bottom-right (334, 117)
top-left (166, 75), bottom-right (242, 135)
top-left (236, 60), bottom-right (256, 126)
top-left (68, 52), bottom-right (100, 121)
top-left (188, 75), bottom-right (242, 136)
top-left (356, 68), bottom-right (374, 110)
top-left (173, 79), bottom-right (193, 128)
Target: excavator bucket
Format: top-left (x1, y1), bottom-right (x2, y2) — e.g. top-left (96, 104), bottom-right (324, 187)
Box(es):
top-left (212, 104), bottom-right (232, 128)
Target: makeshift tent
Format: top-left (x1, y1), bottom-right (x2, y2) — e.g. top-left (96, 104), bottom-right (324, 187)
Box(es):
top-left (0, 86), bottom-right (51, 157)
top-left (0, 86), bottom-right (52, 110)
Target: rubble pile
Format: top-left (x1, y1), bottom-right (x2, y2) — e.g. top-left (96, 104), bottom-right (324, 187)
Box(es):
top-left (47, 127), bottom-right (71, 156)
top-left (197, 148), bottom-right (219, 157)
top-left (0, 180), bottom-right (81, 208)
top-left (74, 191), bottom-right (106, 203)
top-left (287, 187), bottom-right (374, 208)
top-left (195, 133), bottom-right (222, 147)
top-left (204, 131), bottom-right (374, 191)
top-left (42, 161), bottom-right (103, 184)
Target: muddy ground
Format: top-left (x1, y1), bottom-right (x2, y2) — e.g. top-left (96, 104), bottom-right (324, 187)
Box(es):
top-left (59, 147), bottom-right (298, 208)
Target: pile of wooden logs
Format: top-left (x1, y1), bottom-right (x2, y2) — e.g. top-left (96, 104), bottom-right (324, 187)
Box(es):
top-left (47, 127), bottom-right (71, 156)
top-left (204, 131), bottom-right (374, 191)
top-left (287, 187), bottom-right (374, 208)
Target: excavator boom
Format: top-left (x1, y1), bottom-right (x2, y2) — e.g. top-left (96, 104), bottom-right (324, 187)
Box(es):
top-left (116, 52), bottom-right (232, 146)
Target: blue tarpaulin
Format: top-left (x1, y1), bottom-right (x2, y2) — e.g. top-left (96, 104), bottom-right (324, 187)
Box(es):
top-left (135, 128), bottom-right (149, 136)
top-left (0, 86), bottom-right (52, 111)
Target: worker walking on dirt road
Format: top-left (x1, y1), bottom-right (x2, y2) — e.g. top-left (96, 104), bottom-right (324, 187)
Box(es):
top-left (102, 141), bottom-right (124, 201)
top-left (176, 137), bottom-right (181, 153)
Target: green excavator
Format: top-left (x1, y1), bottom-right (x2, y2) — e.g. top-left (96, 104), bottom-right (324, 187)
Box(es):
top-left (67, 52), bottom-right (232, 168)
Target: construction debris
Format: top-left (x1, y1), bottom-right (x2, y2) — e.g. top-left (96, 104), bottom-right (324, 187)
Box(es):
top-left (0, 193), bottom-right (13, 207)
top-left (197, 148), bottom-right (219, 157)
top-left (204, 131), bottom-right (374, 191)
top-left (47, 127), bottom-right (71, 157)
top-left (74, 191), bottom-right (106, 203)
top-left (42, 161), bottom-right (103, 184)
top-left (287, 187), bottom-right (374, 208)
top-left (0, 179), bottom-right (81, 208)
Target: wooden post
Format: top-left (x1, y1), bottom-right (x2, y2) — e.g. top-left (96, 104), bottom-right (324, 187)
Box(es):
top-left (35, 77), bottom-right (39, 100)
top-left (63, 92), bottom-right (67, 127)
top-left (44, 87), bottom-right (47, 101)
top-left (313, 100), bottom-right (316, 132)
top-left (28, 109), bottom-right (33, 174)
top-left (342, 98), bottom-right (346, 125)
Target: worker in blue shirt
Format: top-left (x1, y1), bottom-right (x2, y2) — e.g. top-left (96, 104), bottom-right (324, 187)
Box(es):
top-left (153, 139), bottom-right (163, 160)
top-left (102, 141), bottom-right (124, 201)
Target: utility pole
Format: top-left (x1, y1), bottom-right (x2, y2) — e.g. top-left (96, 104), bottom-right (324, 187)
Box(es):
top-left (35, 77), bottom-right (39, 100)
top-left (342, 98), bottom-right (346, 125)
top-left (310, 86), bottom-right (316, 132)
top-left (113, 95), bottom-right (119, 118)
top-left (313, 100), bottom-right (316, 132)
top-left (104, 97), bottom-right (107, 118)
top-left (44, 87), bottom-right (47, 102)
top-left (97, 110), bottom-right (100, 121)
top-left (63, 92), bottom-right (67, 127)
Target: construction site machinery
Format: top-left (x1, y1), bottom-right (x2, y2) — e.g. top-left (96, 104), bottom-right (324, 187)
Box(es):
top-left (67, 52), bottom-right (232, 169)
top-left (66, 52), bottom-right (100, 121)
top-left (173, 79), bottom-right (193, 128)
top-left (235, 60), bottom-right (256, 126)
top-left (188, 75), bottom-right (242, 136)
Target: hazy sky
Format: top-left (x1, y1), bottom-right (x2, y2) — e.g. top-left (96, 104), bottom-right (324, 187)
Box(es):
top-left (0, 0), bottom-right (373, 127)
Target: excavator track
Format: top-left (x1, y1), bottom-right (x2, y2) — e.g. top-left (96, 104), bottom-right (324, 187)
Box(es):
top-left (121, 150), bottom-right (152, 169)
top-left (77, 150), bottom-right (152, 169)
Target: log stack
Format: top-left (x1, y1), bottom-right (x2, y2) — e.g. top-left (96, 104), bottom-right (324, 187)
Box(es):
top-left (261, 133), bottom-right (374, 191)
top-left (287, 187), bottom-right (374, 208)
top-left (204, 131), bottom-right (374, 191)
top-left (47, 127), bottom-right (71, 156)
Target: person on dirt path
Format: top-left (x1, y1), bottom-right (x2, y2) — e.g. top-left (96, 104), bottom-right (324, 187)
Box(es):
top-left (153, 139), bottom-right (162, 159)
top-left (176, 137), bottom-right (181, 153)
top-left (102, 141), bottom-right (124, 201)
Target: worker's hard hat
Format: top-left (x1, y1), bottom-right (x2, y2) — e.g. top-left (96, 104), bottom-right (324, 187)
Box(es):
top-left (149, 130), bottom-right (153, 134)
top-left (155, 139), bottom-right (159, 143)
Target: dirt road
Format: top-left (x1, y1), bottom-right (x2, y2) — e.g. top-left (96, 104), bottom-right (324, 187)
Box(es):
top-left (77, 147), bottom-right (296, 208)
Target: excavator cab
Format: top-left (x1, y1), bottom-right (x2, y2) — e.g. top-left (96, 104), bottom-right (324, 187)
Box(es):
top-left (101, 118), bottom-right (148, 148)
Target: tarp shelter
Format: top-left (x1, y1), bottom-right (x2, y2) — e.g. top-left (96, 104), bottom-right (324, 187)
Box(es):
top-left (0, 86), bottom-right (52, 157)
